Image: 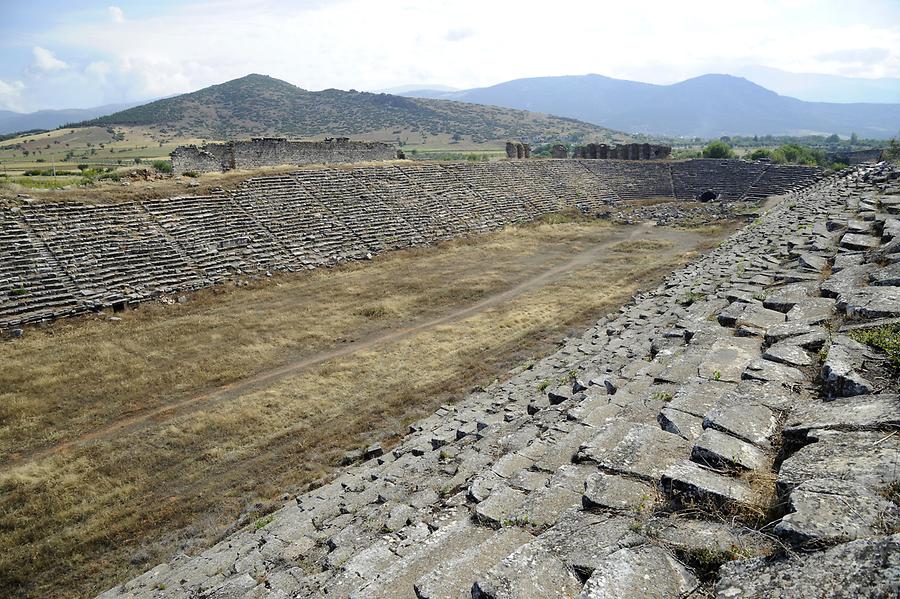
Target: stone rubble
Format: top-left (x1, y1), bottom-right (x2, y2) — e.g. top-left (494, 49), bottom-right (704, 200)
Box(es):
top-left (89, 161), bottom-right (899, 598)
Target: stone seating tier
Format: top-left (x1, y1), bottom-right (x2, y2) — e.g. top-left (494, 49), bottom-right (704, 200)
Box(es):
top-left (0, 160), bottom-right (822, 332)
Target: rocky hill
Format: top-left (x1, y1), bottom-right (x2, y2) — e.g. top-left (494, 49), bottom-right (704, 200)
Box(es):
top-left (405, 74), bottom-right (900, 139)
top-left (79, 74), bottom-right (630, 145)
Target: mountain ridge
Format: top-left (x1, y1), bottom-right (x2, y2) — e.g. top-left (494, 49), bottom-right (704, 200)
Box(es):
top-left (403, 73), bottom-right (900, 139)
top-left (78, 74), bottom-right (633, 145)
top-left (0, 102), bottom-right (146, 135)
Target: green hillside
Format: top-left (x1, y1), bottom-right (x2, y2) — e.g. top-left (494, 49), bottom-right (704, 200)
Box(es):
top-left (81, 74), bottom-right (634, 145)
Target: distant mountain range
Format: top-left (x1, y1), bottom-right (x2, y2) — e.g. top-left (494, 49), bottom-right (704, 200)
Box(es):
top-left (0, 103), bottom-right (144, 135)
top-left (732, 66), bottom-right (900, 104)
top-left (403, 74), bottom-right (900, 139)
top-left (78, 74), bottom-right (629, 144)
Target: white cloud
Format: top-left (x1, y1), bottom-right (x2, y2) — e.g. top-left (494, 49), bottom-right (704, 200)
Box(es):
top-left (31, 46), bottom-right (68, 72)
top-left (0, 79), bottom-right (26, 111)
top-left (85, 61), bottom-right (111, 81)
top-left (6, 0), bottom-right (900, 110)
top-left (108, 6), bottom-right (125, 24)
top-left (444, 28), bottom-right (474, 43)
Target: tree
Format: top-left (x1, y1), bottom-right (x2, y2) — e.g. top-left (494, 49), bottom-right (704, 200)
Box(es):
top-left (702, 140), bottom-right (734, 159)
top-left (826, 134), bottom-right (840, 144)
top-left (885, 139), bottom-right (900, 162)
top-left (749, 148), bottom-right (772, 160)
top-left (850, 132), bottom-right (859, 145)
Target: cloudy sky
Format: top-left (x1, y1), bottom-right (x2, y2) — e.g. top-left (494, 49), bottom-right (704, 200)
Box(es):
top-left (2, 0), bottom-right (899, 112)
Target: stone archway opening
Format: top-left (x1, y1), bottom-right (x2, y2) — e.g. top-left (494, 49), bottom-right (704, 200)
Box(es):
top-left (698, 190), bottom-right (719, 202)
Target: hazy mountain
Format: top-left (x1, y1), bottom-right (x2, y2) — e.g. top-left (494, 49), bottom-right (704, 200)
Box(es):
top-left (734, 65), bottom-right (900, 104)
top-left (404, 74), bottom-right (900, 139)
top-left (0, 103), bottom-right (144, 135)
top-left (80, 74), bottom-right (630, 144)
top-left (374, 84), bottom-right (459, 94)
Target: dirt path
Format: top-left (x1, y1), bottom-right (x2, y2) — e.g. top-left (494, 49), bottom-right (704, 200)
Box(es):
top-left (6, 222), bottom-right (692, 468)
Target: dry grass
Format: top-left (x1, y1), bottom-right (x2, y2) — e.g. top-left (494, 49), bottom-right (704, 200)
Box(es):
top-left (0, 219), bottom-right (733, 598)
top-left (1, 165), bottom-right (307, 204)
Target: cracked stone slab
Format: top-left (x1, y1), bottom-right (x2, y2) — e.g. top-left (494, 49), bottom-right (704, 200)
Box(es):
top-left (703, 401), bottom-right (778, 448)
top-left (351, 517), bottom-right (493, 599)
top-left (821, 335), bottom-right (874, 397)
top-left (491, 452), bottom-right (534, 479)
top-left (717, 302), bottom-right (785, 335)
top-left (841, 286), bottom-right (900, 319)
top-left (475, 484), bottom-right (528, 526)
top-left (774, 478), bottom-right (900, 545)
top-left (472, 513), bottom-right (632, 599)
top-left (797, 253), bottom-right (828, 272)
top-left (784, 394), bottom-right (900, 439)
top-left (778, 429), bottom-right (900, 492)
top-left (847, 219), bottom-right (873, 234)
top-left (833, 252), bottom-right (865, 271)
top-left (470, 548), bottom-right (581, 599)
top-left (576, 422), bottom-right (692, 482)
top-left (840, 232), bottom-right (881, 251)
top-left (414, 527), bottom-right (534, 599)
top-left (655, 350), bottom-right (706, 385)
top-left (820, 264), bottom-right (874, 299)
top-left (742, 358), bottom-right (807, 385)
top-left (691, 428), bottom-right (770, 472)
top-left (658, 406), bottom-right (705, 441)
top-left (765, 320), bottom-right (825, 344)
top-left (575, 546), bottom-right (698, 599)
top-left (715, 534), bottom-right (900, 599)
top-left (785, 297), bottom-right (836, 324)
top-left (762, 341), bottom-right (812, 367)
top-left (699, 336), bottom-right (762, 382)
top-left (763, 282), bottom-right (818, 313)
top-left (582, 472), bottom-right (659, 512)
top-left (660, 460), bottom-right (755, 507)
top-left (869, 262), bottom-right (900, 286)
top-left (665, 377), bottom-right (733, 418)
top-left (516, 484), bottom-right (582, 528)
top-left (647, 516), bottom-right (773, 558)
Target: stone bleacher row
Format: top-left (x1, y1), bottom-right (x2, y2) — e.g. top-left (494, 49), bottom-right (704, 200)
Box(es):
top-left (0, 160), bottom-right (822, 332)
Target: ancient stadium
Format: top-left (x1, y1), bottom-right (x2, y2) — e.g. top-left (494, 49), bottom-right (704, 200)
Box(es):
top-left (3, 139), bottom-right (899, 598)
top-left (2, 5), bottom-right (900, 597)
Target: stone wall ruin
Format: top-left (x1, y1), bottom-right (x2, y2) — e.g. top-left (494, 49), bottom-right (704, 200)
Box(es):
top-left (550, 143), bottom-right (568, 159)
top-left (574, 142), bottom-right (671, 160)
top-left (170, 137), bottom-right (398, 174)
top-left (505, 141), bottom-right (531, 159)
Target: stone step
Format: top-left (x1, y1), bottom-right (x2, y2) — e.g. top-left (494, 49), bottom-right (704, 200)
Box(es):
top-left (660, 460), bottom-right (755, 507)
top-left (414, 527), bottom-right (534, 599)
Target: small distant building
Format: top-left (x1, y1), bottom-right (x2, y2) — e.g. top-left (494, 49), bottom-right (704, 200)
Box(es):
top-left (170, 137), bottom-right (399, 174)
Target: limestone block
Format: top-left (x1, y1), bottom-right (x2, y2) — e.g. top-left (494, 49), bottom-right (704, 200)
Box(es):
top-left (775, 478), bottom-right (899, 545)
top-left (715, 535), bottom-right (900, 599)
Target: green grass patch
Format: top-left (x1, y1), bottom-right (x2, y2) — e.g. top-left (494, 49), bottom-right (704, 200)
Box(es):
top-left (848, 324), bottom-right (900, 369)
top-left (5, 176), bottom-right (81, 189)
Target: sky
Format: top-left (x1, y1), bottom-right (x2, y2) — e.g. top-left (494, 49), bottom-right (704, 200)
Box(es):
top-left (1, 0), bottom-right (900, 112)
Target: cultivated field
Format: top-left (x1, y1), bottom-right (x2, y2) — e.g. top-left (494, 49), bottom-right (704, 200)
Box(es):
top-left (0, 216), bottom-right (737, 598)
